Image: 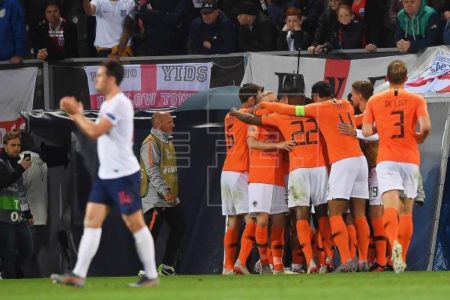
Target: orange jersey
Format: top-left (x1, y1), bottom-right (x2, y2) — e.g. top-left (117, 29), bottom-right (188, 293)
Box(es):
top-left (222, 109), bottom-right (250, 172)
top-left (363, 88), bottom-right (429, 165)
top-left (354, 113), bottom-right (364, 127)
top-left (261, 113), bottom-right (327, 171)
top-left (247, 124), bottom-right (287, 186)
top-left (303, 100), bottom-right (363, 163)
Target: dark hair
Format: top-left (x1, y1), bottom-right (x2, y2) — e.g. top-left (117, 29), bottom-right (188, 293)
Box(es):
top-left (352, 80), bottom-right (374, 100)
top-left (3, 131), bottom-right (21, 145)
top-left (44, 0), bottom-right (62, 13)
top-left (387, 60), bottom-right (407, 84)
top-left (100, 60), bottom-right (125, 85)
top-left (284, 6), bottom-right (302, 19)
top-left (239, 83), bottom-right (263, 104)
top-left (311, 81), bottom-right (334, 98)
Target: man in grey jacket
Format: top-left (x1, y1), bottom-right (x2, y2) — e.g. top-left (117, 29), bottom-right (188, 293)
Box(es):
top-left (140, 112), bottom-right (184, 276)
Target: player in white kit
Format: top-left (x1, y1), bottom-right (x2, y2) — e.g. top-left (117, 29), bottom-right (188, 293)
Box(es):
top-left (50, 61), bottom-right (158, 287)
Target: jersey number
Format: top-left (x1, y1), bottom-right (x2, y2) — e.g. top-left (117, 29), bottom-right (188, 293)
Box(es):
top-left (290, 119), bottom-right (318, 145)
top-left (225, 124), bottom-right (235, 150)
top-left (391, 111), bottom-right (405, 139)
top-left (338, 113), bottom-right (354, 126)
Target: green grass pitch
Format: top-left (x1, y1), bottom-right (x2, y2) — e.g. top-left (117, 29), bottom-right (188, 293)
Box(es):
top-left (1, 272), bottom-right (450, 300)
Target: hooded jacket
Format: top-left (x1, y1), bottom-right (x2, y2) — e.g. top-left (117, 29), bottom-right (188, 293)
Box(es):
top-left (140, 128), bottom-right (180, 213)
top-left (395, 0), bottom-right (441, 53)
top-left (21, 151), bottom-right (48, 226)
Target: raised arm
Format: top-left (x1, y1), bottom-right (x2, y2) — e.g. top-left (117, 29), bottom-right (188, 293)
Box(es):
top-left (229, 108), bottom-right (263, 126)
top-left (82, 0), bottom-right (96, 16)
top-left (259, 102), bottom-right (302, 116)
top-left (60, 96), bottom-right (113, 140)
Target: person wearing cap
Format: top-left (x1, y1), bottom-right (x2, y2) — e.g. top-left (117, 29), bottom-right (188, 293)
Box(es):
top-left (189, 0), bottom-right (236, 54)
top-left (236, 1), bottom-right (277, 52)
top-left (248, 80), bottom-right (371, 273)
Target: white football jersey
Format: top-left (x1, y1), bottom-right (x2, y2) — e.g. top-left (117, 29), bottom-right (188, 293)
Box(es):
top-left (97, 92), bottom-right (140, 179)
top-left (91, 0), bottom-right (135, 48)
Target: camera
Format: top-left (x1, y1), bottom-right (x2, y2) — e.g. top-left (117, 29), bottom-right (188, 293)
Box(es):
top-left (24, 153), bottom-right (31, 160)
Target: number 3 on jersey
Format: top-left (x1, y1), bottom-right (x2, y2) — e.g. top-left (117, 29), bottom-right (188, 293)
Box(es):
top-left (290, 118), bottom-right (318, 145)
top-left (391, 110), bottom-right (405, 139)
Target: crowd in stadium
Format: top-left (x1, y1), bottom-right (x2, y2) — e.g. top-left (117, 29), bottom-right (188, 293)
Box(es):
top-left (1, 0), bottom-right (450, 63)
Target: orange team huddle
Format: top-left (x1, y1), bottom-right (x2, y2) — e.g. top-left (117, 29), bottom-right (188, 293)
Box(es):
top-left (220, 60), bottom-right (431, 275)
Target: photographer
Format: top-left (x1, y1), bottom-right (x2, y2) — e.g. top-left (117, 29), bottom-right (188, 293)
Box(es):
top-left (0, 131), bottom-right (34, 279)
top-left (189, 0), bottom-right (236, 54)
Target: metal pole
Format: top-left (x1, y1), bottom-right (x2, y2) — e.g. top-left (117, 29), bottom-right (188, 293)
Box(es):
top-left (43, 61), bottom-right (50, 110)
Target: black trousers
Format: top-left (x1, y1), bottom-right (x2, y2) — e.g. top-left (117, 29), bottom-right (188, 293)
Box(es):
top-left (143, 205), bottom-right (185, 268)
top-left (0, 222), bottom-right (34, 278)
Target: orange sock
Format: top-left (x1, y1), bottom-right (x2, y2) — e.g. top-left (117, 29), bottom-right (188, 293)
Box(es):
top-left (255, 224), bottom-right (269, 265)
top-left (238, 223), bottom-right (256, 264)
top-left (315, 230), bottom-right (325, 265)
top-left (346, 224), bottom-right (358, 260)
top-left (296, 220), bottom-right (314, 265)
top-left (354, 216), bottom-right (370, 262)
top-left (398, 214), bottom-right (413, 261)
top-left (330, 215), bottom-right (351, 264)
top-left (318, 216), bottom-right (334, 260)
top-left (224, 227), bottom-right (239, 270)
top-left (371, 217), bottom-right (387, 266)
top-left (270, 226), bottom-right (284, 272)
top-left (383, 208), bottom-right (399, 247)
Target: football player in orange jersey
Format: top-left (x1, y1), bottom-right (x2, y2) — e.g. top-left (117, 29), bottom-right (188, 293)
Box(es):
top-left (362, 60), bottom-right (431, 273)
top-left (245, 81), bottom-right (371, 272)
top-left (221, 83), bottom-right (263, 274)
top-left (338, 80), bottom-right (387, 272)
top-left (230, 88), bottom-right (335, 274)
top-left (233, 91), bottom-right (293, 275)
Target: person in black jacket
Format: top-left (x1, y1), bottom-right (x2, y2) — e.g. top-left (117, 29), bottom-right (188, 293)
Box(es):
top-left (307, 0), bottom-right (341, 54)
top-left (237, 1), bottom-right (277, 52)
top-left (324, 4), bottom-right (363, 51)
top-left (30, 0), bottom-right (78, 61)
top-left (276, 6), bottom-right (307, 50)
top-left (0, 131), bottom-right (34, 279)
top-left (189, 0), bottom-right (236, 54)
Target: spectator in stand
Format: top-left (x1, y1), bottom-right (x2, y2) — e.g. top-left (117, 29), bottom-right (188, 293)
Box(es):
top-left (82, 0), bottom-right (135, 57)
top-left (267, 0), bottom-right (302, 30)
top-left (307, 0), bottom-right (341, 54)
top-left (298, 0), bottom-right (326, 49)
top-left (221, 0), bottom-right (267, 22)
top-left (236, 1), bottom-right (277, 51)
top-left (443, 1), bottom-right (450, 44)
top-left (117, 0), bottom-right (189, 57)
top-left (0, 0), bottom-right (26, 64)
top-left (350, 0), bottom-right (388, 51)
top-left (323, 4), bottom-right (363, 51)
top-left (395, 0), bottom-right (441, 53)
top-left (276, 6), bottom-right (307, 50)
top-left (189, 0), bottom-right (236, 54)
top-left (30, 1), bottom-right (78, 61)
